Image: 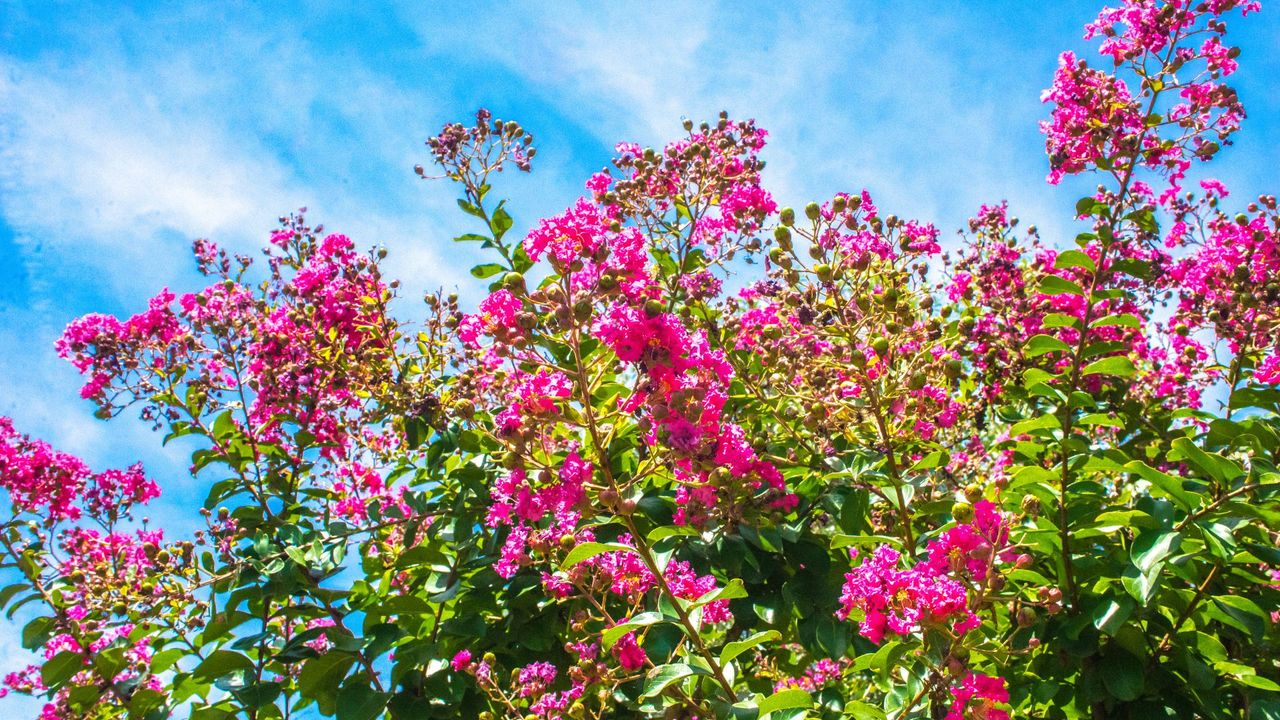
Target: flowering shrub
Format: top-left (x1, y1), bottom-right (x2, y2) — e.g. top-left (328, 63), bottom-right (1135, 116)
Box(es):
top-left (3, 1), bottom-right (1280, 718)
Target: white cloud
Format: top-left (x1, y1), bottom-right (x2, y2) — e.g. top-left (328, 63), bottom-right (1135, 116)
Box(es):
top-left (399, 0), bottom-right (1079, 248)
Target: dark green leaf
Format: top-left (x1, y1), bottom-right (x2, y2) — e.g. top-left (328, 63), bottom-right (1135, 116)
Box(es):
top-left (337, 681), bottom-right (390, 720)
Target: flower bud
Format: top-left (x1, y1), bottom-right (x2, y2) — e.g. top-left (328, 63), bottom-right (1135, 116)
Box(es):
top-left (1017, 606), bottom-right (1037, 627)
top-left (1020, 495), bottom-right (1040, 517)
top-left (779, 207), bottom-right (795, 226)
top-left (599, 488), bottom-right (619, 508)
top-left (774, 226), bottom-right (792, 251)
top-left (804, 202), bottom-right (821, 220)
top-left (945, 359), bottom-right (963, 379)
top-left (951, 501), bottom-right (974, 523)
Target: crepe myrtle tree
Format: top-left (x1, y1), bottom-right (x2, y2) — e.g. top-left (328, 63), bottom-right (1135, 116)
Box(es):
top-left (3, 1), bottom-right (1279, 718)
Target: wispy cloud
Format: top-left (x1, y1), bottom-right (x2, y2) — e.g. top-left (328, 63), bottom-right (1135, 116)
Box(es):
top-left (401, 0), bottom-right (1088, 247)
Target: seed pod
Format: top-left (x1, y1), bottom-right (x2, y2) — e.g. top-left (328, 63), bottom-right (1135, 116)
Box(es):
top-left (774, 226), bottom-right (793, 251)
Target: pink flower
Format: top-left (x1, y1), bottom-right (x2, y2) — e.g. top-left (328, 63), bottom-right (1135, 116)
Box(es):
top-left (947, 672), bottom-right (1010, 720)
top-left (1040, 51), bottom-right (1142, 185)
top-left (612, 632), bottom-right (647, 671)
top-left (524, 198), bottom-right (608, 266)
top-left (516, 662), bottom-right (557, 698)
top-left (451, 650), bottom-right (472, 672)
top-left (838, 546), bottom-right (979, 644)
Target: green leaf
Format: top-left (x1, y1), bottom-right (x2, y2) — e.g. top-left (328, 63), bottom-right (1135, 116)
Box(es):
top-left (298, 653), bottom-right (356, 711)
top-left (1122, 562), bottom-right (1163, 605)
top-left (42, 651), bottom-right (85, 688)
top-left (1079, 413), bottom-right (1124, 428)
top-left (1132, 530), bottom-right (1181, 572)
top-left (831, 534), bottom-right (902, 550)
top-left (560, 542), bottom-right (636, 570)
top-left (909, 450), bottom-right (949, 471)
top-left (720, 630), bottom-right (781, 666)
top-left (1101, 650), bottom-right (1144, 701)
top-left (1010, 414), bottom-right (1060, 436)
top-left (641, 663), bottom-right (703, 698)
top-left (0, 583), bottom-right (27, 611)
top-left (601, 612), bottom-right (664, 649)
top-left (648, 526), bottom-right (700, 542)
top-left (1211, 595), bottom-right (1268, 642)
top-left (469, 263), bottom-right (505, 279)
top-left (456, 199), bottom-right (485, 218)
top-left (1039, 275), bottom-right (1085, 297)
top-left (1253, 702), bottom-right (1280, 720)
top-left (1026, 334), bottom-right (1071, 357)
top-left (689, 579), bottom-right (749, 609)
top-left (1237, 674), bottom-right (1280, 692)
top-left (193, 650), bottom-right (255, 682)
top-left (1042, 313), bottom-right (1080, 329)
top-left (843, 701), bottom-right (887, 720)
top-left (1170, 438), bottom-right (1243, 484)
top-left (1092, 313), bottom-right (1142, 329)
top-left (1125, 461), bottom-right (1200, 511)
top-left (453, 233), bottom-right (490, 243)
top-left (1126, 208), bottom-right (1159, 234)
top-left (1054, 250), bottom-right (1097, 273)
top-left (1093, 596), bottom-right (1135, 636)
top-left (1082, 355), bottom-right (1136, 378)
top-left (758, 688), bottom-right (811, 715)
top-left (490, 204), bottom-right (514, 241)
top-left (336, 681), bottom-right (389, 720)
top-left (1076, 197), bottom-right (1109, 218)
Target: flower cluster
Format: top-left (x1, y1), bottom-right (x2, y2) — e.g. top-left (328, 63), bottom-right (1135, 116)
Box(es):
top-left (598, 111), bottom-right (773, 256)
top-left (946, 672), bottom-right (1010, 720)
top-left (837, 545), bottom-right (980, 645)
top-left (1042, 0), bottom-right (1254, 195)
top-left (56, 213), bottom-right (416, 526)
top-left (8, 3), bottom-right (1278, 714)
top-left (0, 417), bottom-right (158, 525)
top-left (1168, 191), bottom-right (1280, 381)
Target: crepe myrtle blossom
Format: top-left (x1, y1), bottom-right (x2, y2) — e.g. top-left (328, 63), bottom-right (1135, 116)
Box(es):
top-left (947, 672), bottom-right (1010, 720)
top-left (837, 545), bottom-right (980, 644)
top-left (6, 5), bottom-right (1277, 716)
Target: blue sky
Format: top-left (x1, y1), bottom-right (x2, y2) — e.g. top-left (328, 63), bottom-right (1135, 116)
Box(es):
top-left (0, 0), bottom-right (1277, 708)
